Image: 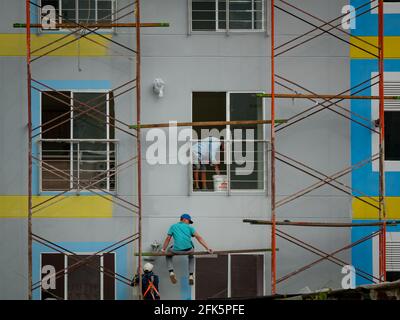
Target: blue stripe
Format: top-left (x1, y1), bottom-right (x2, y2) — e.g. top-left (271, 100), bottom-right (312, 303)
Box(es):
top-left (350, 0), bottom-right (400, 36)
top-left (351, 59), bottom-right (400, 196)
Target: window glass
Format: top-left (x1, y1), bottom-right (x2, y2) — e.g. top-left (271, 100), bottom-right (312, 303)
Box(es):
top-left (192, 0), bottom-right (217, 30)
top-left (195, 256), bottom-right (228, 299)
top-left (192, 0), bottom-right (264, 31)
top-left (385, 111), bottom-right (400, 161)
top-left (231, 255), bottom-right (264, 297)
top-left (41, 91), bottom-right (72, 191)
top-left (40, 91), bottom-right (115, 191)
top-left (229, 93), bottom-right (264, 190)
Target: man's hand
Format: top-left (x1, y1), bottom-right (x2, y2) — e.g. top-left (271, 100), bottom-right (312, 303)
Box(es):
top-left (161, 248), bottom-right (166, 253)
top-left (207, 248), bottom-right (213, 254)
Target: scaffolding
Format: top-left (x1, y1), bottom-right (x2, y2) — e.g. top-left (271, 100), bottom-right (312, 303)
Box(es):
top-left (259, 0), bottom-right (388, 295)
top-left (23, 0), bottom-right (170, 300)
top-left (21, 0), bottom-right (393, 300)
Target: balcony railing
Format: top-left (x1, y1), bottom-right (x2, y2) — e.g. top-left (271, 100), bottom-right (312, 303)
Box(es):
top-left (190, 139), bottom-right (268, 193)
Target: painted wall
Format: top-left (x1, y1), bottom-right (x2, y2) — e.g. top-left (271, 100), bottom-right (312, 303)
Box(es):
top-left (350, 0), bottom-right (400, 285)
top-left (0, 0), bottom-right (350, 299)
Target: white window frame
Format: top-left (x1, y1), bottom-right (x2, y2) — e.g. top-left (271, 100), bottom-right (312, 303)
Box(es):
top-left (371, 72), bottom-right (400, 171)
top-left (39, 0), bottom-right (116, 32)
top-left (189, 91), bottom-right (268, 195)
top-left (39, 252), bottom-right (116, 300)
top-left (371, 0), bottom-right (400, 14)
top-left (39, 89), bottom-right (117, 193)
top-left (372, 232), bottom-right (400, 281)
top-left (191, 252), bottom-right (266, 299)
top-left (189, 0), bottom-right (266, 33)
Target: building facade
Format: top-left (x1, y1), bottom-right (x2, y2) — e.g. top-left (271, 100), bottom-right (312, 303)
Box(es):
top-left (0, 0), bottom-right (352, 300)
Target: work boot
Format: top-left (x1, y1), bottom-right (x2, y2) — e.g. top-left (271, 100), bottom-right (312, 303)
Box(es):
top-left (189, 274), bottom-right (194, 286)
top-left (169, 271), bottom-right (177, 284)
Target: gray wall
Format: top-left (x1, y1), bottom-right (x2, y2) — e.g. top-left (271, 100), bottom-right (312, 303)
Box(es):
top-left (0, 0), bottom-right (351, 300)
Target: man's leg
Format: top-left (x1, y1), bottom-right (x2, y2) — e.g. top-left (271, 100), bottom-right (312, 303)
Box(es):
top-left (188, 250), bottom-right (195, 285)
top-left (166, 247), bottom-right (177, 284)
top-left (201, 167), bottom-right (207, 190)
top-left (193, 167), bottom-right (200, 189)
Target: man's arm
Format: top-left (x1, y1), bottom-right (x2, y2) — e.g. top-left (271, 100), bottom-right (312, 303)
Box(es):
top-left (161, 235), bottom-right (172, 252)
top-left (193, 232), bottom-right (213, 253)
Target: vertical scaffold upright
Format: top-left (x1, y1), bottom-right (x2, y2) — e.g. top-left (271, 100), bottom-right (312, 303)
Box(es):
top-left (264, 0), bottom-right (387, 294)
top-left (23, 0), bottom-right (168, 300)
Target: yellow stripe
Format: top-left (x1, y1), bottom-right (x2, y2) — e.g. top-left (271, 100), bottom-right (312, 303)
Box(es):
top-left (0, 195), bottom-right (112, 218)
top-left (0, 34), bottom-right (111, 56)
top-left (353, 197), bottom-right (400, 219)
top-left (350, 36), bottom-right (400, 58)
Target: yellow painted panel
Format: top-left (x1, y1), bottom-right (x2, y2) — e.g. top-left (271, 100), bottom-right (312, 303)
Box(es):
top-left (350, 36), bottom-right (400, 58)
top-left (0, 195), bottom-right (112, 218)
top-left (0, 34), bottom-right (111, 57)
top-left (353, 197), bottom-right (400, 219)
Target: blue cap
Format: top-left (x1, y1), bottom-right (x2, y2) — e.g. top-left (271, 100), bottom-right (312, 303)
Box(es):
top-left (180, 213), bottom-right (193, 224)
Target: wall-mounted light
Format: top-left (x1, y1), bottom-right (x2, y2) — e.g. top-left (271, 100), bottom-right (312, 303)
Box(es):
top-left (153, 78), bottom-right (165, 98)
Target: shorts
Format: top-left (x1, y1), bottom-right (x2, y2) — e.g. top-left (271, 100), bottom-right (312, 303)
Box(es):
top-left (193, 163), bottom-right (207, 170)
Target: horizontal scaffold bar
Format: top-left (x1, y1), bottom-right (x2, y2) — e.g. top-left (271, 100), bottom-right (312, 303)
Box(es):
top-left (129, 119), bottom-right (287, 129)
top-left (243, 219), bottom-right (400, 228)
top-left (13, 22), bottom-right (170, 28)
top-left (256, 93), bottom-right (400, 100)
top-left (136, 248), bottom-right (275, 256)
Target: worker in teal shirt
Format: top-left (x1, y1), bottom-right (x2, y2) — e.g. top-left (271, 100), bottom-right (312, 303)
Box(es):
top-left (161, 214), bottom-right (213, 285)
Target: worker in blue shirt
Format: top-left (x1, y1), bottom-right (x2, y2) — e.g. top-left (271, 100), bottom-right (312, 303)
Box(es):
top-left (161, 214), bottom-right (213, 285)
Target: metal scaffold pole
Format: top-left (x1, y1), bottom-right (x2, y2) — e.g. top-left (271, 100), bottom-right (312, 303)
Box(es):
top-left (270, 0), bottom-right (277, 296)
top-left (135, 0), bottom-right (143, 300)
top-left (25, 0), bottom-right (33, 300)
top-left (378, 0), bottom-right (387, 282)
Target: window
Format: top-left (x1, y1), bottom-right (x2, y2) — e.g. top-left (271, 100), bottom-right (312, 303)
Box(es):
top-left (371, 0), bottom-right (400, 14)
top-left (191, 92), bottom-right (266, 192)
top-left (191, 0), bottom-right (265, 31)
top-left (371, 72), bottom-right (400, 171)
top-left (40, 252), bottom-right (115, 300)
top-left (372, 232), bottom-right (400, 282)
top-left (40, 91), bottom-right (116, 192)
top-left (41, 0), bottom-right (115, 30)
top-left (194, 254), bottom-right (265, 299)
top-left (386, 233), bottom-right (400, 281)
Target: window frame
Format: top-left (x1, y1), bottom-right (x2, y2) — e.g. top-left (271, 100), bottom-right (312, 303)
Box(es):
top-left (39, 89), bottom-right (117, 193)
top-left (189, 91), bottom-right (268, 195)
top-left (371, 72), bottom-right (400, 171)
top-left (39, 0), bottom-right (117, 33)
top-left (371, 0), bottom-right (400, 14)
top-left (192, 252), bottom-right (266, 299)
top-left (39, 252), bottom-right (116, 300)
top-left (189, 0), bottom-right (266, 33)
